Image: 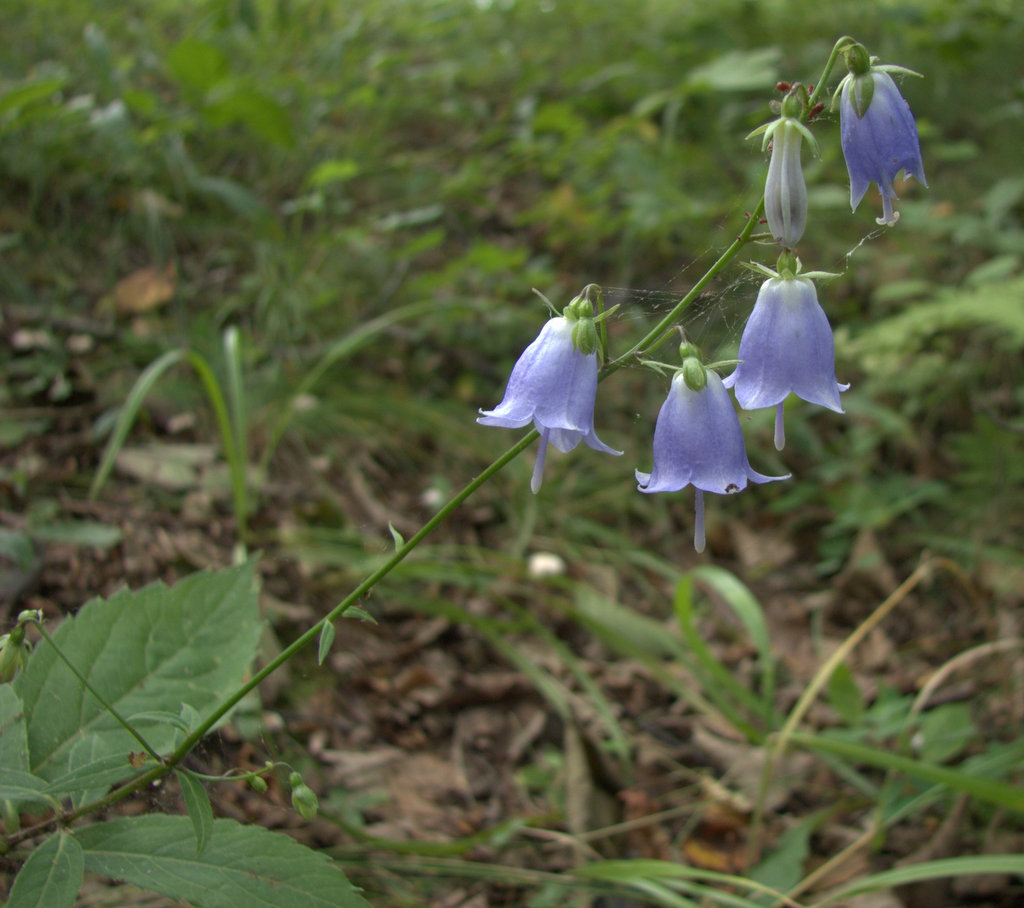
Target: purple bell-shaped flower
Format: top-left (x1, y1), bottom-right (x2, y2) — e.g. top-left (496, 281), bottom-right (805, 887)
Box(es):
top-left (723, 270), bottom-right (848, 451)
top-left (478, 302), bottom-right (621, 493)
top-left (837, 45), bottom-right (927, 226)
top-left (637, 357), bottom-right (788, 553)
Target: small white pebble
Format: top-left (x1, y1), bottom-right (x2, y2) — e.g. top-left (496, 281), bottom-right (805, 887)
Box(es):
top-left (527, 552), bottom-right (566, 579)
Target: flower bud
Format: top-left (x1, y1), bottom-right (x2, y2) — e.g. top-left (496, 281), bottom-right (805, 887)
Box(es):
top-left (289, 772), bottom-right (319, 821)
top-left (843, 43), bottom-right (871, 76)
top-left (681, 356), bottom-right (707, 393)
top-left (779, 92), bottom-right (803, 119)
top-left (249, 775), bottom-right (268, 793)
top-left (571, 316), bottom-right (598, 356)
top-left (764, 119), bottom-right (807, 248)
top-left (776, 251), bottom-right (799, 278)
top-left (0, 624), bottom-right (31, 683)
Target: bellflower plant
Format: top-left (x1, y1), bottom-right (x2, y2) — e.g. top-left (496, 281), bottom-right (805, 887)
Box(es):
top-left (754, 90), bottom-right (817, 248)
top-left (836, 43), bottom-right (927, 226)
top-left (723, 255), bottom-right (848, 451)
top-left (637, 346), bottom-right (789, 553)
top-left (478, 288), bottom-right (621, 493)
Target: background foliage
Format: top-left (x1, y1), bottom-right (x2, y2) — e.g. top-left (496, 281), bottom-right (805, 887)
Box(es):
top-left (2, 0), bottom-right (1023, 905)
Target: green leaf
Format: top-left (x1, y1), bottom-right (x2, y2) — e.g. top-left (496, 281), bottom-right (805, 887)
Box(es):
top-left (28, 521), bottom-right (123, 549)
top-left (77, 815), bottom-right (371, 908)
top-left (791, 731), bottom-right (1024, 813)
top-left (821, 855), bottom-right (1024, 906)
top-left (0, 684), bottom-right (31, 771)
top-left (915, 702), bottom-right (975, 764)
top-left (127, 709), bottom-right (194, 735)
top-left (166, 38), bottom-right (230, 94)
top-left (317, 621), bottom-right (335, 665)
top-left (89, 348), bottom-right (188, 499)
top-left (747, 813), bottom-right (819, 900)
top-left (0, 527), bottom-right (36, 572)
top-left (43, 752), bottom-right (149, 801)
top-left (344, 606), bottom-right (377, 625)
top-left (177, 770), bottom-right (215, 855)
top-left (826, 663), bottom-right (864, 724)
top-left (673, 574), bottom-right (770, 738)
top-left (7, 830), bottom-right (83, 908)
top-left (189, 173), bottom-right (271, 221)
top-left (307, 158), bottom-right (359, 188)
top-left (204, 88), bottom-right (295, 147)
top-left (388, 522), bottom-right (405, 549)
top-left (0, 766), bottom-right (54, 806)
top-left (690, 565), bottom-right (776, 712)
top-left (0, 77), bottom-right (66, 118)
top-left (14, 561), bottom-right (261, 782)
top-left (684, 47), bottom-right (781, 92)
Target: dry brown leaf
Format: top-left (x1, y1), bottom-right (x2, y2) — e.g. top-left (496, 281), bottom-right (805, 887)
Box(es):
top-left (113, 264), bottom-right (176, 314)
top-left (682, 803), bottom-right (749, 873)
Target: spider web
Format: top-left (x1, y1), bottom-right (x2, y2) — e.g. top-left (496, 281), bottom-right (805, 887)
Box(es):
top-left (596, 216), bottom-right (884, 370)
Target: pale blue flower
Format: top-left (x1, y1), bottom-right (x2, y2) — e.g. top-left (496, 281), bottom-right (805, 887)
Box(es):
top-left (723, 276), bottom-right (847, 450)
top-left (636, 370), bottom-right (788, 553)
top-left (839, 69), bottom-right (927, 226)
top-left (478, 316), bottom-right (621, 492)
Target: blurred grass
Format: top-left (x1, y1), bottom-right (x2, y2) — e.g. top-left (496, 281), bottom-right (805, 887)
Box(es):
top-left (3, 0), bottom-right (1020, 571)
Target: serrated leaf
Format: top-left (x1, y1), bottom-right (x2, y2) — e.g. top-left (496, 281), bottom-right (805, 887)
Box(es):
top-left (317, 621), bottom-right (335, 665)
top-left (7, 830), bottom-right (83, 908)
top-left (77, 815), bottom-right (371, 908)
top-left (14, 561), bottom-right (261, 782)
top-left (177, 770), bottom-right (214, 855)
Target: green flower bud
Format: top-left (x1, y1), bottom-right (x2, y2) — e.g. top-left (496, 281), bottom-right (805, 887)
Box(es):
top-left (678, 341), bottom-right (700, 361)
top-left (776, 251), bottom-right (799, 279)
top-left (563, 291), bottom-right (594, 323)
top-left (571, 316), bottom-right (598, 356)
top-left (249, 775), bottom-right (268, 793)
top-left (289, 772), bottom-right (319, 820)
top-left (841, 45), bottom-right (874, 117)
top-left (843, 43), bottom-right (871, 76)
top-left (0, 626), bottom-right (30, 684)
top-left (681, 356), bottom-right (707, 393)
top-left (780, 92), bottom-right (802, 119)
